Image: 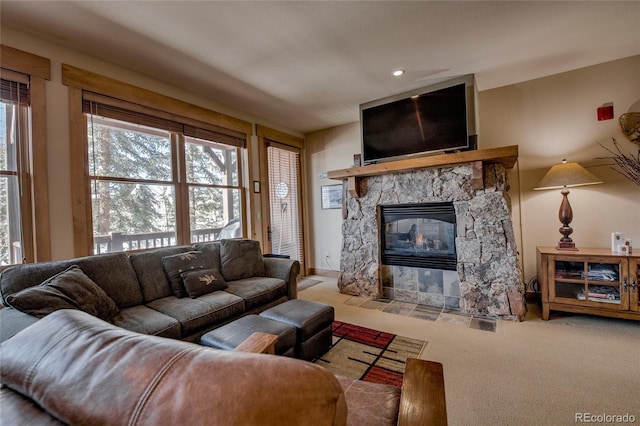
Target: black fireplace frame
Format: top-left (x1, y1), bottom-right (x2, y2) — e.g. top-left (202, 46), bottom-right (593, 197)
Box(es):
top-left (378, 202), bottom-right (457, 271)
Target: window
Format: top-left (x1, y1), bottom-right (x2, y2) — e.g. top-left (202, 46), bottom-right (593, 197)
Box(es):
top-left (185, 137), bottom-right (241, 242)
top-left (64, 65), bottom-right (252, 257)
top-left (87, 112), bottom-right (244, 254)
top-left (0, 75), bottom-right (30, 265)
top-left (0, 46), bottom-right (51, 267)
top-left (60, 64), bottom-right (251, 256)
top-left (88, 116), bottom-right (175, 253)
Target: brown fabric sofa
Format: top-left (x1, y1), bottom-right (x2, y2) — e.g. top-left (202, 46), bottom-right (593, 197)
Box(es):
top-left (0, 239), bottom-right (300, 344)
top-left (0, 310), bottom-right (447, 425)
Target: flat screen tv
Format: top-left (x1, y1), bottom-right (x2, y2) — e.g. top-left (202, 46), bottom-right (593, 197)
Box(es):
top-left (360, 75), bottom-right (476, 164)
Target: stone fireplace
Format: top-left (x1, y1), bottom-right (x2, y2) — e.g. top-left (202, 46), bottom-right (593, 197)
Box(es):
top-left (328, 146), bottom-right (525, 320)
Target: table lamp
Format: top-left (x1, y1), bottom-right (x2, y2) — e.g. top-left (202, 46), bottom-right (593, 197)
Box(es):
top-left (534, 159), bottom-right (602, 250)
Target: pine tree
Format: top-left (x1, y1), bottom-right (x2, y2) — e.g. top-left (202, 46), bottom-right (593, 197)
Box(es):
top-left (89, 121), bottom-right (173, 236)
top-left (88, 118), bottom-right (236, 247)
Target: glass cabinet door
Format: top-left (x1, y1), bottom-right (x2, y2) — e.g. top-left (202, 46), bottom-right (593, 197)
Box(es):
top-left (550, 257), bottom-right (629, 311)
top-left (550, 260), bottom-right (585, 302)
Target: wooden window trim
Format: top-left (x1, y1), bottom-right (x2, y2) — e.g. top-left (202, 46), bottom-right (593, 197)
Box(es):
top-left (0, 45), bottom-right (50, 81)
top-left (257, 125), bottom-right (304, 150)
top-left (68, 87), bottom-right (92, 256)
top-left (1, 45), bottom-right (51, 265)
top-left (82, 93), bottom-right (246, 148)
top-left (62, 64), bottom-right (253, 136)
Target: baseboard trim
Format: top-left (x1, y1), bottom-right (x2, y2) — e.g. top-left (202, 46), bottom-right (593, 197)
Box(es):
top-left (308, 268), bottom-right (340, 278)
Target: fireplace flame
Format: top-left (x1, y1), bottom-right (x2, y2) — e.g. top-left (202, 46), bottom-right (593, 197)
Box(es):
top-left (416, 233), bottom-right (425, 247)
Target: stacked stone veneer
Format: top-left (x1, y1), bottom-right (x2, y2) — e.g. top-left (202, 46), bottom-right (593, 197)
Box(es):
top-left (338, 162), bottom-right (526, 320)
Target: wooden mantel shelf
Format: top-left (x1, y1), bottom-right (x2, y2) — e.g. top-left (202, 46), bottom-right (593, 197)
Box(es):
top-left (327, 145), bottom-right (518, 197)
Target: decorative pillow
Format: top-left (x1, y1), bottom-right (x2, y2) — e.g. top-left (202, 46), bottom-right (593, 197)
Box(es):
top-left (220, 239), bottom-right (265, 281)
top-left (161, 251), bottom-right (207, 298)
top-left (4, 265), bottom-right (120, 321)
top-left (180, 268), bottom-right (226, 298)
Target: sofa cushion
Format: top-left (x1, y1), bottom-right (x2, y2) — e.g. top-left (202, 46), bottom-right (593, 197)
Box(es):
top-left (111, 305), bottom-right (181, 339)
top-left (223, 277), bottom-right (287, 310)
top-left (161, 251), bottom-right (208, 298)
top-left (0, 309), bottom-right (348, 426)
top-left (5, 265), bottom-right (119, 321)
top-left (192, 241), bottom-right (222, 271)
top-left (73, 253), bottom-right (144, 308)
top-left (146, 291), bottom-right (244, 335)
top-left (181, 268), bottom-right (226, 298)
top-left (0, 253), bottom-right (143, 309)
top-left (220, 239), bottom-right (265, 281)
top-left (0, 306), bottom-right (40, 343)
top-left (129, 245), bottom-right (191, 302)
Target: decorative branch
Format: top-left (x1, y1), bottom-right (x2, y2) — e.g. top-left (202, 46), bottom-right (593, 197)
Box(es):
top-left (596, 137), bottom-right (640, 186)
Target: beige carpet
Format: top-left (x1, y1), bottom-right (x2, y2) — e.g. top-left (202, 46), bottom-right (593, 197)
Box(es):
top-left (297, 277), bottom-right (323, 291)
top-left (299, 276), bottom-right (640, 426)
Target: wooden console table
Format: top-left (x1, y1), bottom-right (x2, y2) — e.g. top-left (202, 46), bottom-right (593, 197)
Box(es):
top-left (327, 145), bottom-right (518, 197)
top-left (537, 247), bottom-right (640, 321)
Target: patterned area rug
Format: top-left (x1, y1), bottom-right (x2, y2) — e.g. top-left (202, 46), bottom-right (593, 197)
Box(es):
top-left (314, 321), bottom-right (426, 387)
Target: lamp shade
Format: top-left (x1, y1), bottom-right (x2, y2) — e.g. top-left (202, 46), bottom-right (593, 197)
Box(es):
top-left (534, 160), bottom-right (602, 190)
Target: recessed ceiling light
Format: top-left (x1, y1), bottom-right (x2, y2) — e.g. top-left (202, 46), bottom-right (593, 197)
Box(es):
top-left (392, 69), bottom-right (405, 77)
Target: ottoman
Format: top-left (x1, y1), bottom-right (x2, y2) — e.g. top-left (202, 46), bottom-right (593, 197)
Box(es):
top-left (260, 299), bottom-right (334, 361)
top-left (200, 315), bottom-right (296, 356)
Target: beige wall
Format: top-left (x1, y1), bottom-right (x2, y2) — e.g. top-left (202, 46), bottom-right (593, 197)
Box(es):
top-left (2, 28), bottom-right (301, 260)
top-left (305, 124), bottom-right (360, 271)
top-left (306, 55), bottom-right (640, 284)
top-left (480, 55), bottom-right (640, 282)
top-left (4, 27), bottom-right (639, 281)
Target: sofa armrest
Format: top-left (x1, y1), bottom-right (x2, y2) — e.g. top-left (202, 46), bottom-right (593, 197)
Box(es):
top-left (263, 257), bottom-right (300, 300)
top-left (398, 358), bottom-right (447, 426)
top-left (233, 332), bottom-right (278, 354)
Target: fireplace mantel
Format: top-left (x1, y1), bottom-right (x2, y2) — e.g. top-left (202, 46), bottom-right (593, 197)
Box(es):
top-left (328, 145), bottom-right (518, 197)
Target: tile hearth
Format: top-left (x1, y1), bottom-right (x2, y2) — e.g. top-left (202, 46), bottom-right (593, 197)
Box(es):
top-left (343, 296), bottom-right (497, 333)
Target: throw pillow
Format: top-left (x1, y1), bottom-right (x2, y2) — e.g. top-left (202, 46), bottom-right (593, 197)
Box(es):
top-left (220, 239), bottom-right (265, 281)
top-left (5, 265), bottom-right (120, 320)
top-left (180, 268), bottom-right (226, 298)
top-left (161, 251), bottom-right (207, 298)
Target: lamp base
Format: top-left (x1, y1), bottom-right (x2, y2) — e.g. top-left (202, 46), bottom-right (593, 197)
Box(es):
top-left (556, 242), bottom-right (579, 251)
top-left (556, 188), bottom-right (579, 251)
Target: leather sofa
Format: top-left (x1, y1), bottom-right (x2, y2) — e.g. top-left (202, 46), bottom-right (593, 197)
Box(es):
top-left (0, 239), bottom-right (299, 344)
top-left (0, 310), bottom-right (448, 425)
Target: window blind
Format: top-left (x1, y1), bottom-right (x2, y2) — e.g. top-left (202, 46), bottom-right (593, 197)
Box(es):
top-left (267, 142), bottom-right (303, 263)
top-left (82, 92), bottom-right (246, 148)
top-left (0, 69), bottom-right (30, 106)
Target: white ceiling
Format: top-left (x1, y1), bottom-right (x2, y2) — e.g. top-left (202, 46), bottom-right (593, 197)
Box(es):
top-left (2, 1), bottom-right (639, 133)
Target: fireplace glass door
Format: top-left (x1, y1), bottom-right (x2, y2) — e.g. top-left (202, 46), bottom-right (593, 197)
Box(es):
top-left (379, 202), bottom-right (457, 270)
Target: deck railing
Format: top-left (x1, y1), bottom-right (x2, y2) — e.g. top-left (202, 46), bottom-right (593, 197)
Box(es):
top-left (94, 228), bottom-right (222, 254)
